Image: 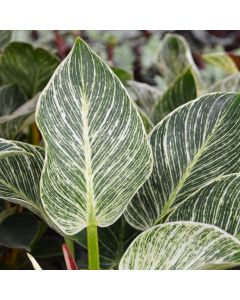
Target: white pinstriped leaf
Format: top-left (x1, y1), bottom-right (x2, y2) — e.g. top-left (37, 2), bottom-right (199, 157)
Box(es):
top-left (169, 174), bottom-right (240, 235)
top-left (0, 139), bottom-right (28, 158)
top-left (152, 67), bottom-right (197, 124)
top-left (0, 42), bottom-right (59, 98)
top-left (126, 80), bottom-right (162, 116)
top-left (0, 141), bottom-right (45, 216)
top-left (156, 33), bottom-right (200, 85)
top-left (209, 73), bottom-right (240, 92)
top-left (36, 38), bottom-right (153, 236)
top-left (125, 93), bottom-right (240, 231)
top-left (203, 53), bottom-right (238, 74)
top-left (0, 95), bottom-right (38, 139)
top-left (119, 222), bottom-right (240, 270)
top-left (0, 140), bottom-right (65, 235)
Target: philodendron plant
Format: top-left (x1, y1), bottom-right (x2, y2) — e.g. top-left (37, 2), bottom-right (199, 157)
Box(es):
top-left (1, 37), bottom-right (240, 270)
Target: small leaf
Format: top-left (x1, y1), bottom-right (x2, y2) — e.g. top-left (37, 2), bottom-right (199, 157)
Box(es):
top-left (0, 42), bottom-right (60, 98)
top-left (152, 67), bottom-right (197, 123)
top-left (203, 53), bottom-right (238, 74)
top-left (27, 253), bottom-right (42, 270)
top-left (36, 38), bottom-right (153, 236)
top-left (125, 93), bottom-right (240, 231)
top-left (119, 222), bottom-right (240, 270)
top-left (126, 80), bottom-right (162, 116)
top-left (0, 213), bottom-right (39, 251)
top-left (156, 33), bottom-right (200, 84)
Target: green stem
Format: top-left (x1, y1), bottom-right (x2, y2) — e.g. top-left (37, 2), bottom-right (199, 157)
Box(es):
top-left (87, 224), bottom-right (100, 270)
top-left (64, 237), bottom-right (75, 258)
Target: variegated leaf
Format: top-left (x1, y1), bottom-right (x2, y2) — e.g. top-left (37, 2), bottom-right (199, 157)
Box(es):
top-left (209, 73), bottom-right (240, 92)
top-left (125, 93), bottom-right (240, 231)
top-left (36, 38), bottom-right (153, 236)
top-left (0, 42), bottom-right (60, 98)
top-left (0, 30), bottom-right (12, 49)
top-left (0, 84), bottom-right (26, 116)
top-left (0, 138), bottom-right (28, 158)
top-left (0, 140), bottom-right (65, 235)
top-left (0, 141), bottom-right (45, 216)
top-left (77, 216), bottom-right (139, 269)
top-left (119, 222), bottom-right (240, 270)
top-left (152, 67), bottom-right (197, 124)
top-left (126, 80), bottom-right (162, 116)
top-left (0, 95), bottom-right (38, 139)
top-left (169, 174), bottom-right (240, 236)
top-left (203, 53), bottom-right (238, 74)
top-left (156, 33), bottom-right (200, 85)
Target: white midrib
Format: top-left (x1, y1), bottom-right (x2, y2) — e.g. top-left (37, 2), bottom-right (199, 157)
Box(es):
top-left (81, 95), bottom-right (96, 226)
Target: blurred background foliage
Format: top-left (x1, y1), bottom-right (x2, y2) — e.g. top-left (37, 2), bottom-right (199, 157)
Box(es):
top-left (1, 30), bottom-right (240, 269)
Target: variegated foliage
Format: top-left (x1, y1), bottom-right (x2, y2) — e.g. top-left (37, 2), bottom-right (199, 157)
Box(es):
top-left (0, 139), bottom-right (63, 235)
top-left (120, 222), bottom-right (240, 270)
top-left (126, 80), bottom-right (162, 116)
top-left (209, 73), bottom-right (240, 93)
top-left (0, 42), bottom-right (59, 98)
top-left (125, 93), bottom-right (240, 233)
top-left (203, 53), bottom-right (238, 74)
top-left (36, 38), bottom-right (153, 236)
top-left (156, 33), bottom-right (200, 85)
top-left (152, 67), bottom-right (197, 123)
top-left (0, 84), bottom-right (38, 139)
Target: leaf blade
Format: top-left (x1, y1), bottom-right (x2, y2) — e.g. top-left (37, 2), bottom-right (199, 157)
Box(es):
top-left (36, 38), bottom-right (153, 235)
top-left (119, 222), bottom-right (240, 270)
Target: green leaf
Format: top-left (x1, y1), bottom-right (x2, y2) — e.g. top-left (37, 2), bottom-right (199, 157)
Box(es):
top-left (0, 138), bottom-right (29, 158)
top-left (76, 216), bottom-right (139, 269)
top-left (156, 33), bottom-right (200, 84)
top-left (169, 174), bottom-right (240, 236)
top-left (0, 213), bottom-right (40, 251)
top-left (152, 67), bottom-right (197, 124)
top-left (0, 42), bottom-right (60, 98)
top-left (203, 53), bottom-right (238, 74)
top-left (125, 93), bottom-right (240, 231)
top-left (36, 38), bottom-right (153, 236)
top-left (0, 140), bottom-right (65, 235)
top-left (209, 73), bottom-right (240, 92)
top-left (0, 95), bottom-right (38, 139)
top-left (0, 141), bottom-right (45, 216)
top-left (119, 222), bottom-right (240, 270)
top-left (0, 84), bottom-right (26, 116)
top-left (112, 67), bottom-right (133, 82)
top-left (126, 80), bottom-right (162, 116)
top-left (0, 30), bottom-right (12, 49)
